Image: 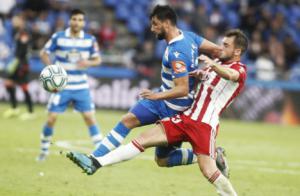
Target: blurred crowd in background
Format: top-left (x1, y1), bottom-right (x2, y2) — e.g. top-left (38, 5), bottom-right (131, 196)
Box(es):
top-left (0, 0), bottom-right (300, 81)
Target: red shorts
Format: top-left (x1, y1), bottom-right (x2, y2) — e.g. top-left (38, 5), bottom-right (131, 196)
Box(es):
top-left (159, 114), bottom-right (218, 158)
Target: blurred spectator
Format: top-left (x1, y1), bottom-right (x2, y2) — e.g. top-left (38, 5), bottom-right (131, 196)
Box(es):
top-left (192, 4), bottom-right (209, 35)
top-left (98, 20), bottom-right (117, 51)
top-left (255, 53), bottom-right (276, 81)
top-left (283, 35), bottom-right (300, 70)
top-left (54, 16), bottom-right (66, 32)
top-left (1, 0), bottom-right (300, 81)
top-left (248, 30), bottom-right (264, 61)
top-left (268, 34), bottom-right (285, 75)
top-left (133, 40), bottom-right (156, 77)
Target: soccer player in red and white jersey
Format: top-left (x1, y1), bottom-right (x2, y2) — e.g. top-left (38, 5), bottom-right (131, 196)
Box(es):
top-left (67, 29), bottom-right (248, 196)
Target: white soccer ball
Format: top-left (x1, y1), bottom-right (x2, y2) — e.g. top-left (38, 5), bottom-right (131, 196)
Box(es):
top-left (39, 65), bottom-right (68, 93)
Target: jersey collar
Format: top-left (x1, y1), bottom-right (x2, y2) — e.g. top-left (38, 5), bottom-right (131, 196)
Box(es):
top-left (65, 28), bottom-right (84, 38)
top-left (168, 30), bottom-right (184, 44)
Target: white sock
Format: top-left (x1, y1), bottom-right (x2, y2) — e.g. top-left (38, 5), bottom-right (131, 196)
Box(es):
top-left (210, 171), bottom-right (237, 196)
top-left (94, 140), bottom-right (144, 167)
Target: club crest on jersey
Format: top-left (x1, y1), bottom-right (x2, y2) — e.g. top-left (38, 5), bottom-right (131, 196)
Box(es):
top-left (172, 61), bottom-right (186, 74)
top-left (173, 51), bottom-right (180, 58)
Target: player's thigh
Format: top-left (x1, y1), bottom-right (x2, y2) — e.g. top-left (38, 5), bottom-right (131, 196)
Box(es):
top-left (128, 99), bottom-right (160, 126)
top-left (157, 115), bottom-right (187, 147)
top-left (135, 124), bottom-right (168, 148)
top-left (47, 91), bottom-right (70, 113)
top-left (73, 89), bottom-right (94, 113)
top-left (187, 122), bottom-right (217, 159)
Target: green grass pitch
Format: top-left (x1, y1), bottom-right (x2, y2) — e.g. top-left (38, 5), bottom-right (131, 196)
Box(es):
top-left (0, 104), bottom-right (299, 196)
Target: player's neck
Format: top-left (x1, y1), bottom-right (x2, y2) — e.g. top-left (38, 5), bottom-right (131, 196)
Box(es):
top-left (70, 30), bottom-right (81, 38)
top-left (165, 27), bottom-right (180, 43)
top-left (224, 56), bottom-right (240, 64)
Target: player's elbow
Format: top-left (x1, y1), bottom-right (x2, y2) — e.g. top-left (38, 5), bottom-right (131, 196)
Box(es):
top-left (179, 86), bottom-right (189, 97)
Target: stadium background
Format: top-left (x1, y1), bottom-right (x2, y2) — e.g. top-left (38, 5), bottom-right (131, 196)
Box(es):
top-left (1, 0), bottom-right (300, 124)
top-left (0, 0), bottom-right (300, 195)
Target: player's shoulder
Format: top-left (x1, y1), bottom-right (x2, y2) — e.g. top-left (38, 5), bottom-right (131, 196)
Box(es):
top-left (182, 30), bottom-right (196, 38)
top-left (230, 61), bottom-right (247, 69)
top-left (183, 30), bottom-right (203, 41)
top-left (168, 44), bottom-right (187, 59)
top-left (83, 32), bottom-right (96, 40)
top-left (229, 61), bottom-right (247, 76)
top-left (52, 31), bottom-right (65, 39)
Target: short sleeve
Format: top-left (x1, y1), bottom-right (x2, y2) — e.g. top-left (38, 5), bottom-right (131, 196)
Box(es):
top-left (44, 33), bottom-right (58, 53)
top-left (90, 36), bottom-right (100, 58)
top-left (230, 63), bottom-right (247, 82)
top-left (189, 32), bottom-right (203, 47)
top-left (169, 50), bottom-right (189, 79)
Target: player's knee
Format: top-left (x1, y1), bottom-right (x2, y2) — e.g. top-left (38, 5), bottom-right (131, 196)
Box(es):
top-left (199, 163), bottom-right (216, 179)
top-left (82, 113), bottom-right (95, 125)
top-left (47, 114), bottom-right (57, 127)
top-left (121, 113), bottom-right (140, 129)
top-left (154, 157), bottom-right (168, 167)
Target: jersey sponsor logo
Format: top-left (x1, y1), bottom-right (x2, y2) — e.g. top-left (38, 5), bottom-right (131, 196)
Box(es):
top-left (172, 61), bottom-right (187, 74)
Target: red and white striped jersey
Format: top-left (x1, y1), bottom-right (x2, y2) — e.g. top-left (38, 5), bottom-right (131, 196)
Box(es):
top-left (184, 61), bottom-right (247, 129)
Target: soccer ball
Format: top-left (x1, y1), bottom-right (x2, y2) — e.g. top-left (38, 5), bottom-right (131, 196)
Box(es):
top-left (39, 65), bottom-right (68, 93)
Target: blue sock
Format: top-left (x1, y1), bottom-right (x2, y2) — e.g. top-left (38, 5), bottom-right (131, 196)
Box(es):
top-left (40, 125), bottom-right (53, 155)
top-left (92, 122), bottom-right (130, 157)
top-left (43, 125), bottom-right (53, 137)
top-left (167, 148), bottom-right (196, 167)
top-left (88, 125), bottom-right (102, 145)
top-left (88, 125), bottom-right (100, 136)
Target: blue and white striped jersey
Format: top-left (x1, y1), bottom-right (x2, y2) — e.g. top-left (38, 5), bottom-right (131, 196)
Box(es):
top-left (161, 31), bottom-right (203, 111)
top-left (44, 28), bottom-right (100, 90)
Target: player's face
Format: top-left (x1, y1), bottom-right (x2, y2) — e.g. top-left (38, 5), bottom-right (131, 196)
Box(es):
top-left (69, 14), bottom-right (85, 33)
top-left (150, 16), bottom-right (166, 40)
top-left (219, 37), bottom-right (236, 61)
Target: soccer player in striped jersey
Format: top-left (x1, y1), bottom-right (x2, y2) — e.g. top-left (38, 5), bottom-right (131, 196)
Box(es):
top-left (67, 29), bottom-right (247, 196)
top-left (36, 9), bottom-right (103, 161)
top-left (66, 5), bottom-right (224, 173)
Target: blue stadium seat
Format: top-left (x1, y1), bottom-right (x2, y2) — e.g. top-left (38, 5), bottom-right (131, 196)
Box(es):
top-left (115, 4), bottom-right (131, 21)
top-left (103, 0), bottom-right (118, 8)
top-left (127, 17), bottom-right (145, 35)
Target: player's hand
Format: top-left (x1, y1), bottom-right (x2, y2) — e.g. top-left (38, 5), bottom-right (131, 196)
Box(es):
top-left (77, 60), bottom-right (91, 69)
top-left (198, 55), bottom-right (221, 68)
top-left (189, 69), bottom-right (206, 79)
top-left (139, 89), bottom-right (158, 100)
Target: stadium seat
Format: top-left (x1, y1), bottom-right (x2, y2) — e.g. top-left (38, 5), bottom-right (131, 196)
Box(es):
top-left (127, 17), bottom-right (145, 35)
top-left (103, 0), bottom-right (118, 8)
top-left (115, 4), bottom-right (131, 21)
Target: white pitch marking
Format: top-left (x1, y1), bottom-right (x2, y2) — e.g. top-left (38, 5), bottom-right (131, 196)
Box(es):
top-left (16, 139), bottom-right (300, 176)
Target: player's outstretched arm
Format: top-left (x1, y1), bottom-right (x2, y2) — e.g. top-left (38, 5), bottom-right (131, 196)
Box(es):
top-left (199, 55), bottom-right (240, 82)
top-left (199, 39), bottom-right (222, 58)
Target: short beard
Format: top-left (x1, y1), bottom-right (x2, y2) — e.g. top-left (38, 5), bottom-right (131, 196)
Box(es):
top-left (157, 31), bottom-right (166, 40)
top-left (219, 56), bottom-right (231, 62)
